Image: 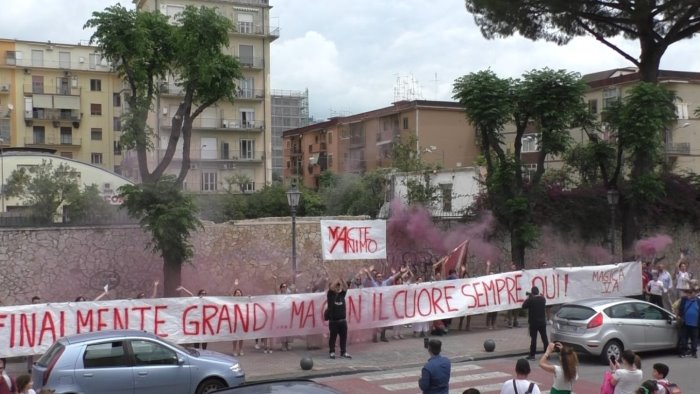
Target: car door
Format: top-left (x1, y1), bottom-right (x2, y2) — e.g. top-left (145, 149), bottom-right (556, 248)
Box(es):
top-left (633, 302), bottom-right (678, 349)
top-left (129, 339), bottom-right (191, 394)
top-left (605, 303), bottom-right (646, 350)
top-left (76, 340), bottom-right (134, 394)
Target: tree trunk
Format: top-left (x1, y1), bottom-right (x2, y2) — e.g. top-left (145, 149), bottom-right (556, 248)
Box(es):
top-left (510, 230), bottom-right (526, 269)
top-left (163, 258), bottom-right (183, 297)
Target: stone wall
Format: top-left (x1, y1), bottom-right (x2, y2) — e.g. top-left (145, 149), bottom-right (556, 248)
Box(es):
top-left (1, 218), bottom-right (697, 306)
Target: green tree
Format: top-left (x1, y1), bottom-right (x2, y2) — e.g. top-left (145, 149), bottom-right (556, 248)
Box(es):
top-left (391, 134), bottom-right (424, 172)
top-left (4, 160), bottom-right (81, 224)
top-left (391, 134), bottom-right (440, 208)
top-left (67, 184), bottom-right (114, 224)
top-left (86, 5), bottom-right (242, 296)
top-left (453, 68), bottom-right (587, 267)
top-left (464, 1), bottom-right (700, 83)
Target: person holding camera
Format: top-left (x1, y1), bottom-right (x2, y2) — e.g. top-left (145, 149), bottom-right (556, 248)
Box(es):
top-left (327, 277), bottom-right (351, 359)
top-left (523, 286), bottom-right (548, 360)
top-left (539, 342), bottom-right (578, 394)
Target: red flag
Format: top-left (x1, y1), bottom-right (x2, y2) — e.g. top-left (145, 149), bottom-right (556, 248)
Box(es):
top-left (440, 240), bottom-right (469, 275)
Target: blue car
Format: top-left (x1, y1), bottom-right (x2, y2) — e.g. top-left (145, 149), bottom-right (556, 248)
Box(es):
top-left (32, 330), bottom-right (245, 394)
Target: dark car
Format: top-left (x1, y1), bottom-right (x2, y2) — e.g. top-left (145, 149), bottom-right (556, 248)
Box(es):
top-left (211, 379), bottom-right (344, 394)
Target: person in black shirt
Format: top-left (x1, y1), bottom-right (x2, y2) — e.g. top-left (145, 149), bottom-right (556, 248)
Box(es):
top-left (522, 286), bottom-right (548, 360)
top-left (327, 277), bottom-right (351, 359)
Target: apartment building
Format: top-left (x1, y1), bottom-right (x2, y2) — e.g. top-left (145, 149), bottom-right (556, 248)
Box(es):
top-left (584, 68), bottom-right (700, 174)
top-left (131, 0), bottom-right (278, 192)
top-left (282, 100), bottom-right (480, 189)
top-left (501, 68), bottom-right (700, 177)
top-left (271, 89), bottom-right (310, 181)
top-left (0, 38), bottom-right (123, 171)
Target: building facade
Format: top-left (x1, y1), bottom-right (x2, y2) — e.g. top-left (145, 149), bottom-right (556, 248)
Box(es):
top-left (0, 38), bottom-right (123, 173)
top-left (282, 100), bottom-right (480, 189)
top-left (130, 0), bottom-right (278, 193)
top-left (271, 89), bottom-right (309, 181)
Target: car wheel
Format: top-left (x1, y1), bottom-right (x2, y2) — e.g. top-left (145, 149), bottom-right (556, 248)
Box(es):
top-left (196, 378), bottom-right (227, 394)
top-left (601, 339), bottom-right (623, 364)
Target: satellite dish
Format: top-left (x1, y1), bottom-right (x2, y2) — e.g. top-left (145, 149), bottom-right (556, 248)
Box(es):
top-left (7, 104), bottom-right (13, 111)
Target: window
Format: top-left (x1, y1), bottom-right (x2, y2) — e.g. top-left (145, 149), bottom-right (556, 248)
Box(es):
top-left (201, 172), bottom-right (218, 191)
top-left (113, 93), bottom-right (121, 107)
top-left (89, 53), bottom-right (101, 70)
top-left (60, 152), bottom-right (73, 159)
top-left (521, 134), bottom-right (540, 153)
top-left (633, 302), bottom-right (666, 320)
top-left (91, 153), bottom-right (103, 164)
top-left (522, 164), bottom-right (537, 183)
top-left (164, 5), bottom-right (185, 22)
top-left (32, 76), bottom-right (44, 94)
top-left (240, 109), bottom-right (255, 128)
top-left (83, 341), bottom-right (128, 368)
top-left (602, 87), bottom-right (620, 109)
top-left (31, 49), bottom-right (44, 67)
top-left (237, 13), bottom-right (254, 34)
top-left (114, 141), bottom-right (122, 155)
top-left (240, 139), bottom-right (255, 160)
top-left (239, 45), bottom-right (254, 67)
top-left (130, 340), bottom-right (178, 366)
top-left (308, 144), bottom-right (312, 153)
top-left (328, 153), bottom-right (333, 168)
top-left (91, 128), bottom-right (103, 141)
top-left (605, 303), bottom-right (638, 319)
top-left (58, 52), bottom-right (71, 69)
top-left (440, 184), bottom-right (453, 212)
top-left (676, 103), bottom-right (689, 120)
top-left (588, 99), bottom-right (598, 114)
top-left (403, 117), bottom-right (409, 129)
top-left (90, 79), bottom-right (102, 91)
top-left (91, 103), bottom-right (102, 116)
top-left (60, 127), bottom-right (73, 144)
top-left (113, 117), bottom-right (121, 131)
top-left (328, 132), bottom-right (333, 144)
top-left (33, 126), bottom-right (45, 144)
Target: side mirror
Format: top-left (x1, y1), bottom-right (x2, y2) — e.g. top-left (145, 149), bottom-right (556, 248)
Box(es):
top-left (177, 357), bottom-right (186, 365)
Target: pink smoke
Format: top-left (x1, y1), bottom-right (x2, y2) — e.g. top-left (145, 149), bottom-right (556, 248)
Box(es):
top-left (584, 245), bottom-right (612, 264)
top-left (634, 234), bottom-right (673, 257)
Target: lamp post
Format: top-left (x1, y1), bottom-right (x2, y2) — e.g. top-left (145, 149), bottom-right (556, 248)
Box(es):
top-left (606, 189), bottom-right (620, 258)
top-left (286, 184), bottom-right (301, 285)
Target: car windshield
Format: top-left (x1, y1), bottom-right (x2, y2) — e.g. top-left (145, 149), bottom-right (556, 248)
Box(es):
top-left (36, 342), bottom-right (65, 367)
top-left (556, 305), bottom-right (596, 320)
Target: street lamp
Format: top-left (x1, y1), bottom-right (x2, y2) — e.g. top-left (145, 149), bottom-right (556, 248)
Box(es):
top-left (286, 184), bottom-right (301, 285)
top-left (606, 189), bottom-right (620, 258)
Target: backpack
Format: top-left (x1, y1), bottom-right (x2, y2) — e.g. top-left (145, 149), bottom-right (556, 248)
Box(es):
top-left (658, 380), bottom-right (682, 394)
top-left (512, 379), bottom-right (536, 394)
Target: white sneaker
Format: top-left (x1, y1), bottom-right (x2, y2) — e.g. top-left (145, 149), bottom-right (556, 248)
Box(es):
top-left (254, 344), bottom-right (260, 350)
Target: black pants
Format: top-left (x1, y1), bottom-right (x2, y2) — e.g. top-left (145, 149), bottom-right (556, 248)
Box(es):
top-left (193, 342), bottom-right (208, 350)
top-left (649, 294), bottom-right (663, 309)
top-left (329, 319), bottom-right (348, 354)
top-left (679, 325), bottom-right (699, 356)
top-left (529, 324), bottom-right (548, 357)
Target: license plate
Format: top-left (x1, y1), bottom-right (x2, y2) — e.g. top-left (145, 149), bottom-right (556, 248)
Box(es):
top-left (558, 324), bottom-right (579, 333)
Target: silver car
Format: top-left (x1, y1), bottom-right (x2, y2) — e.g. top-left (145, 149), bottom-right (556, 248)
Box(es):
top-left (550, 297), bottom-right (678, 363)
top-left (32, 330), bottom-right (245, 394)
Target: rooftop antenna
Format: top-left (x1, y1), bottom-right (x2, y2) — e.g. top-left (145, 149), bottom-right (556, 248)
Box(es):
top-left (393, 73), bottom-right (423, 102)
top-left (432, 72), bottom-right (440, 100)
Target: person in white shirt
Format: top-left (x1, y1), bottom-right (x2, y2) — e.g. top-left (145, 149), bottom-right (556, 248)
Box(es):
top-left (610, 350), bottom-right (643, 394)
top-left (500, 358), bottom-right (541, 394)
top-left (646, 272), bottom-right (665, 309)
top-left (674, 261), bottom-right (692, 296)
top-left (657, 263), bottom-right (673, 310)
top-left (539, 342), bottom-right (577, 394)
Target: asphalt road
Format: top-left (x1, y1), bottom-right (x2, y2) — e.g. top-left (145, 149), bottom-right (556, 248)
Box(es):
top-left (317, 350), bottom-right (693, 393)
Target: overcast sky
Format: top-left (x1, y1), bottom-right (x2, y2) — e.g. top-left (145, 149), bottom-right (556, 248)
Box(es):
top-left (2, 0), bottom-right (699, 120)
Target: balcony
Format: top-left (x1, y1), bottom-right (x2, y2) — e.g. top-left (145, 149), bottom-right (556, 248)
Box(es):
top-left (221, 119), bottom-right (264, 131)
top-left (25, 109), bottom-right (81, 122)
top-left (665, 142), bottom-right (690, 156)
top-left (234, 23), bottom-right (280, 42)
top-left (235, 88), bottom-right (265, 100)
top-left (25, 136), bottom-right (81, 147)
top-left (158, 149), bottom-right (264, 162)
top-left (236, 56), bottom-right (264, 69)
top-left (5, 51), bottom-right (113, 71)
top-left (24, 83), bottom-right (81, 96)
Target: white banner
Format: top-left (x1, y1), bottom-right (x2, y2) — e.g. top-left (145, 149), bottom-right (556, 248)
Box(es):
top-left (0, 262), bottom-right (641, 357)
top-left (320, 219), bottom-right (387, 260)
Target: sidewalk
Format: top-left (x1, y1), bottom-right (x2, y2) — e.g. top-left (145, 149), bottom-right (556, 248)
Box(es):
top-left (6, 315), bottom-right (535, 382)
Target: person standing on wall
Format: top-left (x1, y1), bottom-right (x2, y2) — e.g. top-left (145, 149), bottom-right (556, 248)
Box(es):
top-left (523, 286), bottom-right (548, 361)
top-left (328, 277), bottom-right (351, 359)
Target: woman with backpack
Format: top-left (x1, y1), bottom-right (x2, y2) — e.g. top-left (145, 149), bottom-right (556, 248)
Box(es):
top-left (539, 342), bottom-right (578, 394)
